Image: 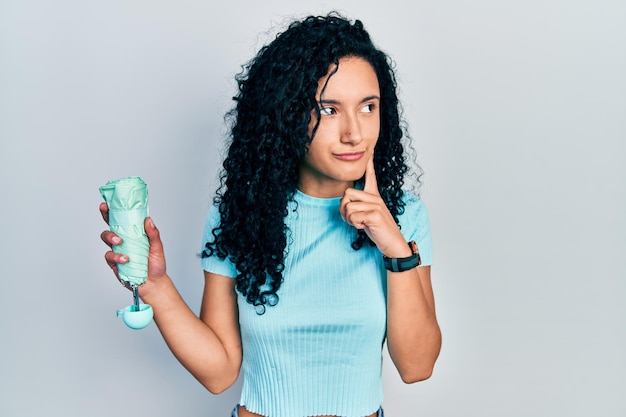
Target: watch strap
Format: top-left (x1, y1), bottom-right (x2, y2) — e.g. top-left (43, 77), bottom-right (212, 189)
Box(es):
top-left (383, 240), bottom-right (421, 272)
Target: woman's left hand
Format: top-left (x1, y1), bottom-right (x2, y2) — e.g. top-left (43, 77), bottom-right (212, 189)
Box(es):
top-left (340, 153), bottom-right (412, 259)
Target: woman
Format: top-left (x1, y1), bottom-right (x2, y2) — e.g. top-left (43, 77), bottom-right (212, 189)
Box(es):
top-left (100, 13), bottom-right (441, 417)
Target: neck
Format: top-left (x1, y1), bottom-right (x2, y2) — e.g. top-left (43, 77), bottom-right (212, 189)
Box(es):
top-left (297, 180), bottom-right (353, 198)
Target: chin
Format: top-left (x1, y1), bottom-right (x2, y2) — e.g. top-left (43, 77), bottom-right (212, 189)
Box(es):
top-left (336, 173), bottom-right (363, 183)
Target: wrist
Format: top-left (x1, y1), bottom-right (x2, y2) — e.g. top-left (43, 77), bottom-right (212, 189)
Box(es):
top-left (138, 274), bottom-right (172, 305)
top-left (383, 240), bottom-right (421, 272)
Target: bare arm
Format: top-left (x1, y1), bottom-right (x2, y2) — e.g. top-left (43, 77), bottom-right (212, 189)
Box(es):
top-left (386, 265), bottom-right (441, 382)
top-left (143, 272), bottom-right (242, 393)
top-left (340, 155), bottom-right (441, 383)
top-left (100, 203), bottom-right (242, 393)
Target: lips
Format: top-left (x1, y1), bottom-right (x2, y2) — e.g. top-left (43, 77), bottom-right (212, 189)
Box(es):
top-left (334, 151), bottom-right (365, 161)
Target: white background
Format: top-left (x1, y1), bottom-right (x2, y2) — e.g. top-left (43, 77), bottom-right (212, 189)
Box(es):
top-left (1, 0), bottom-right (624, 416)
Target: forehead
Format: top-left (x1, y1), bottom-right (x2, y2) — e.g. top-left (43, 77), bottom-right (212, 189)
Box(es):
top-left (317, 57), bottom-right (380, 98)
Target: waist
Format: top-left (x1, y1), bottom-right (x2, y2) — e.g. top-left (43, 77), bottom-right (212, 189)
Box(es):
top-left (236, 405), bottom-right (381, 417)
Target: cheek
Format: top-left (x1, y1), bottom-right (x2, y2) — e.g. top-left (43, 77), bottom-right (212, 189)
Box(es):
top-left (366, 118), bottom-right (381, 141)
top-left (307, 122), bottom-right (335, 152)
top-left (304, 139), bottom-right (324, 162)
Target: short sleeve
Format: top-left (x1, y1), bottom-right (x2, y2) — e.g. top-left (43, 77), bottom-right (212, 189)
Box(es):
top-left (399, 192), bottom-right (433, 267)
top-left (200, 204), bottom-right (238, 278)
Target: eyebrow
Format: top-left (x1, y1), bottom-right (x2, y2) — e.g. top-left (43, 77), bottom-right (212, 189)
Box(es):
top-left (319, 95), bottom-right (381, 105)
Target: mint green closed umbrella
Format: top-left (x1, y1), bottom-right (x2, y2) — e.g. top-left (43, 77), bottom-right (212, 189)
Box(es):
top-left (99, 176), bottom-right (153, 329)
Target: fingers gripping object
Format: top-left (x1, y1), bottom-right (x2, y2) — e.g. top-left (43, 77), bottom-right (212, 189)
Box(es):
top-left (99, 176), bottom-right (154, 330)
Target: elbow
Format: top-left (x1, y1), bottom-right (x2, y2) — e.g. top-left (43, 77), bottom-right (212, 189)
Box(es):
top-left (205, 382), bottom-right (230, 395)
top-left (201, 370), bottom-right (239, 395)
top-left (399, 364), bottom-right (435, 384)
top-left (397, 330), bottom-right (442, 384)
top-left (204, 379), bottom-right (235, 395)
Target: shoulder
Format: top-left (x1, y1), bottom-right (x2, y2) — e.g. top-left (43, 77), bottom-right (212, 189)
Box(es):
top-left (398, 190), bottom-right (433, 265)
top-left (203, 201), bottom-right (221, 230)
top-left (201, 202), bottom-right (222, 248)
top-left (201, 202), bottom-right (239, 277)
top-left (399, 190), bottom-right (430, 225)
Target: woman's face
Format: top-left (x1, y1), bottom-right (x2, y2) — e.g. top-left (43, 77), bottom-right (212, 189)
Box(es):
top-left (298, 56), bottom-right (381, 198)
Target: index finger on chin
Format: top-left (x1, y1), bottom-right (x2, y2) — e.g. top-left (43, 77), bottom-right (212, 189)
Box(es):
top-left (363, 151), bottom-right (379, 196)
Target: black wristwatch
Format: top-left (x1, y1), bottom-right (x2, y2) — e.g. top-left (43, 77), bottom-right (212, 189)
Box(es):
top-left (383, 240), bottom-right (421, 272)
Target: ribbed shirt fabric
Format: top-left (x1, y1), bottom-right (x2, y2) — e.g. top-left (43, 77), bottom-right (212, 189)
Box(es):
top-left (201, 190), bottom-right (432, 417)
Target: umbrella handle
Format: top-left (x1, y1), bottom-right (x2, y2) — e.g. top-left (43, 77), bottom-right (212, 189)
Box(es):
top-left (132, 285), bottom-right (140, 312)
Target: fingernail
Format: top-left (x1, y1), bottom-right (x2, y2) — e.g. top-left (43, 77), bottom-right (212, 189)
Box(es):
top-left (120, 256), bottom-right (128, 262)
top-left (148, 218), bottom-right (155, 228)
top-left (112, 236), bottom-right (121, 245)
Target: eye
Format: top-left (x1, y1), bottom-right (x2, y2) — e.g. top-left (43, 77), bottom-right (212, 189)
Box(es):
top-left (320, 106), bottom-right (336, 116)
top-left (361, 103), bottom-right (376, 113)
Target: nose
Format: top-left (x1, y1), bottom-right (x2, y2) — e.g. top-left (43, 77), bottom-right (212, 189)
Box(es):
top-left (340, 113), bottom-right (363, 145)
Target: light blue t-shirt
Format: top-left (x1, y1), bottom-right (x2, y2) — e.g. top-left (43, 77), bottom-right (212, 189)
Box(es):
top-left (201, 190), bottom-right (432, 417)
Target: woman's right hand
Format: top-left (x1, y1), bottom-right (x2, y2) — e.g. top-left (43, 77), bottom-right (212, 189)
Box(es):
top-left (99, 202), bottom-right (168, 299)
top-left (100, 203), bottom-right (242, 392)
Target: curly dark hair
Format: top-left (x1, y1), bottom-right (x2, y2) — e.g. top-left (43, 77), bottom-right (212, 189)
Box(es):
top-left (203, 12), bottom-right (418, 313)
